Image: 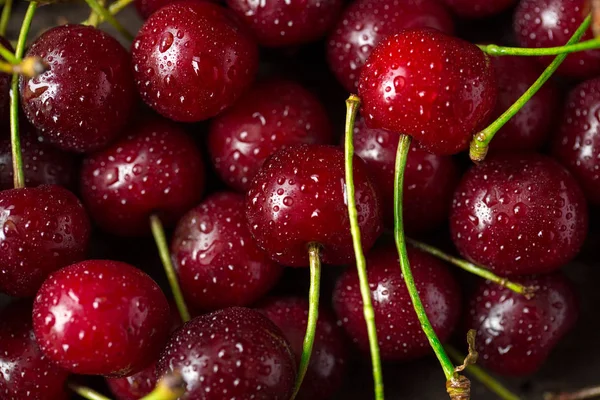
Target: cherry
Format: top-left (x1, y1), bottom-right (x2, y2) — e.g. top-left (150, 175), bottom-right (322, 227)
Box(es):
top-left (80, 117), bottom-right (205, 237)
top-left (245, 144), bottom-right (382, 267)
top-left (258, 297), bottom-right (347, 400)
top-left (208, 79), bottom-right (333, 192)
top-left (106, 362), bottom-right (157, 400)
top-left (450, 153), bottom-right (588, 276)
top-left (466, 273), bottom-right (578, 376)
top-left (32, 260), bottom-right (170, 377)
top-left (514, 0), bottom-right (600, 79)
top-left (0, 300), bottom-right (70, 400)
top-left (442, 0), bottom-right (517, 18)
top-left (333, 244), bottom-right (461, 361)
top-left (326, 0), bottom-right (454, 92)
top-left (352, 116), bottom-right (460, 233)
top-left (156, 307), bottom-right (296, 399)
top-left (20, 25), bottom-right (135, 153)
top-left (0, 184), bottom-right (90, 297)
top-left (358, 28), bottom-right (497, 155)
top-left (131, 1), bottom-right (259, 122)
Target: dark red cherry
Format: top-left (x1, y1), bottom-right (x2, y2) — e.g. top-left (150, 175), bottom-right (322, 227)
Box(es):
top-left (352, 117), bottom-right (460, 233)
top-left (552, 77), bottom-right (600, 206)
top-left (466, 273), bottom-right (578, 376)
top-left (107, 362), bottom-right (157, 400)
top-left (488, 56), bottom-right (560, 153)
top-left (32, 260), bottom-right (170, 377)
top-left (246, 144), bottom-right (382, 267)
top-left (131, 2), bottom-right (258, 122)
top-left (326, 0), bottom-right (454, 92)
top-left (0, 185), bottom-right (90, 297)
top-left (442, 0), bottom-right (517, 18)
top-left (156, 307), bottom-right (296, 399)
top-left (80, 117), bottom-right (205, 237)
top-left (258, 297), bottom-right (347, 400)
top-left (358, 28), bottom-right (497, 155)
top-left (0, 301), bottom-right (70, 400)
top-left (514, 0), bottom-right (600, 79)
top-left (0, 36), bottom-right (13, 123)
top-left (226, 0), bottom-right (342, 47)
top-left (333, 244), bottom-right (461, 361)
top-left (450, 153), bottom-right (588, 276)
top-left (208, 79), bottom-right (333, 192)
top-left (20, 25), bottom-right (135, 153)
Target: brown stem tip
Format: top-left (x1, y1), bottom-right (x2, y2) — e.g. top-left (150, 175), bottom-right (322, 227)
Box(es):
top-left (447, 375), bottom-right (471, 400)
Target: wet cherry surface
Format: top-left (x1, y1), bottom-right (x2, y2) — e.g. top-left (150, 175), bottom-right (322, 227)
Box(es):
top-left (106, 362), bottom-right (157, 400)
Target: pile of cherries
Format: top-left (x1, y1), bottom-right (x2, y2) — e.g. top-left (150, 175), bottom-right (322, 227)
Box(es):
top-left (0, 0), bottom-right (599, 398)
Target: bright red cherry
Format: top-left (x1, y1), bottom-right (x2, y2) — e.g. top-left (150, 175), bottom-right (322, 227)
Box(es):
top-left (20, 25), bottom-right (135, 153)
top-left (442, 0), bottom-right (517, 18)
top-left (466, 273), bottom-right (578, 376)
top-left (246, 144), bottom-right (382, 267)
top-left (80, 117), bottom-right (205, 237)
top-left (450, 153), bottom-right (588, 276)
top-left (208, 79), bottom-right (333, 192)
top-left (0, 185), bottom-right (90, 297)
top-left (131, 2), bottom-right (258, 122)
top-left (157, 307), bottom-right (296, 399)
top-left (326, 0), bottom-right (454, 92)
top-left (107, 362), bottom-right (157, 400)
top-left (32, 260), bottom-right (170, 377)
top-left (333, 244), bottom-right (461, 361)
top-left (358, 28), bottom-right (497, 155)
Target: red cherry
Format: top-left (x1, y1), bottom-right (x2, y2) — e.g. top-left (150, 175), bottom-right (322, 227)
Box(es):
top-left (258, 297), bottom-right (348, 400)
top-left (442, 0), bottom-right (517, 18)
top-left (358, 28), bottom-right (497, 155)
top-left (32, 260), bottom-right (170, 377)
top-left (156, 307), bottom-right (296, 399)
top-left (131, 2), bottom-right (259, 122)
top-left (0, 185), bottom-right (90, 297)
top-left (208, 79), bottom-right (333, 192)
top-left (326, 0), bottom-right (454, 92)
top-left (245, 144), bottom-right (382, 267)
top-left (466, 273), bottom-right (578, 376)
top-left (107, 362), bottom-right (157, 400)
top-left (80, 117), bottom-right (205, 237)
top-left (333, 244), bottom-right (461, 361)
top-left (20, 25), bottom-right (135, 153)
top-left (450, 153), bottom-right (588, 275)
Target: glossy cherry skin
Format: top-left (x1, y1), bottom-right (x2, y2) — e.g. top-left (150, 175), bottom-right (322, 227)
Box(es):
top-left (80, 117), bottom-right (205, 237)
top-left (0, 185), bottom-right (90, 297)
top-left (107, 362), bottom-right (157, 400)
top-left (333, 244), bottom-right (461, 361)
top-left (20, 25), bottom-right (135, 153)
top-left (132, 2), bottom-right (258, 122)
top-left (258, 297), bottom-right (347, 400)
top-left (33, 260), bottom-right (170, 377)
top-left (0, 301), bottom-right (70, 400)
top-left (358, 28), bottom-right (497, 155)
top-left (552, 77), bottom-right (600, 206)
top-left (208, 79), bottom-right (333, 192)
top-left (450, 153), bottom-right (588, 276)
top-left (157, 307), bottom-right (296, 399)
top-left (466, 273), bottom-right (578, 376)
top-left (246, 144), bottom-right (382, 267)
top-left (352, 117), bottom-right (460, 233)
top-left (326, 0), bottom-right (454, 92)
top-left (514, 0), bottom-right (600, 79)
top-left (442, 0), bottom-right (517, 18)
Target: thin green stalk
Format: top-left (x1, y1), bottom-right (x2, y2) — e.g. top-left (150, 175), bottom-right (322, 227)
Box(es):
top-left (82, 0), bottom-right (134, 25)
top-left (0, 0), bottom-right (13, 37)
top-left (68, 383), bottom-right (112, 400)
top-left (291, 242), bottom-right (321, 400)
top-left (344, 94), bottom-right (385, 400)
top-left (149, 214), bottom-right (191, 323)
top-left (544, 386), bottom-right (600, 400)
top-left (81, 0), bottom-right (133, 40)
top-left (470, 14), bottom-right (592, 162)
top-left (139, 372), bottom-right (186, 400)
top-left (0, 42), bottom-right (17, 65)
top-left (478, 38), bottom-right (600, 57)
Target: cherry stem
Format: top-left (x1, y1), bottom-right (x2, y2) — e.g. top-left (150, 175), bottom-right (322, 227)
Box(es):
top-left (406, 238), bottom-right (536, 299)
top-left (85, 0), bottom-right (105, 28)
top-left (478, 37), bottom-right (600, 57)
top-left (344, 94), bottom-right (385, 400)
top-left (291, 242), bottom-right (322, 400)
top-left (81, 0), bottom-right (133, 40)
top-left (0, 56), bottom-right (48, 78)
top-left (149, 214), bottom-right (191, 323)
top-left (68, 382), bottom-right (112, 400)
top-left (544, 386), bottom-right (600, 400)
top-left (469, 14), bottom-right (592, 163)
top-left (140, 371), bottom-right (186, 400)
top-left (0, 0), bottom-right (12, 37)
top-left (81, 0), bottom-right (134, 25)
top-left (0, 42), bottom-right (17, 65)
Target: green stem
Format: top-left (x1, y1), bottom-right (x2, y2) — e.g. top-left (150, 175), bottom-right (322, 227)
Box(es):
top-left (470, 14), bottom-right (592, 162)
top-left (344, 94), bottom-right (385, 400)
top-left (291, 242), bottom-right (321, 400)
top-left (68, 383), bottom-right (112, 400)
top-left (544, 386), bottom-right (600, 400)
top-left (81, 0), bottom-right (133, 40)
top-left (108, 0), bottom-right (134, 17)
top-left (478, 37), bottom-right (600, 57)
top-left (139, 372), bottom-right (186, 400)
top-left (0, 0), bottom-right (12, 37)
top-left (149, 214), bottom-right (191, 323)
top-left (0, 42), bottom-right (17, 65)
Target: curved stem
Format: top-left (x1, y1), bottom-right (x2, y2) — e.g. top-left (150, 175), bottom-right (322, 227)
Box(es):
top-left (149, 214), bottom-right (191, 323)
top-left (81, 0), bottom-right (133, 40)
top-left (81, 0), bottom-right (134, 25)
top-left (0, 42), bottom-right (17, 65)
top-left (470, 14), bottom-right (592, 162)
top-left (291, 242), bottom-right (321, 400)
top-left (478, 38), bottom-right (600, 57)
top-left (84, 0), bottom-right (105, 28)
top-left (0, 0), bottom-right (12, 37)
top-left (68, 383), bottom-right (112, 400)
top-left (140, 372), bottom-right (186, 400)
top-left (544, 386), bottom-right (600, 400)
top-left (344, 94), bottom-right (385, 400)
